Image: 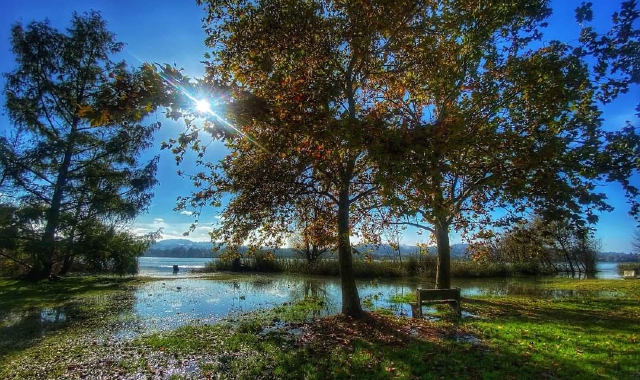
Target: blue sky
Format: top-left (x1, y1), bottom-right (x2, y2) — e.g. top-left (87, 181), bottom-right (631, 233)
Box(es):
top-left (1, 0), bottom-right (638, 252)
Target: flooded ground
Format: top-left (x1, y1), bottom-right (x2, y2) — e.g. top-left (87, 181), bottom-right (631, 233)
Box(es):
top-left (1, 268), bottom-right (626, 345)
top-left (0, 260), bottom-right (625, 356)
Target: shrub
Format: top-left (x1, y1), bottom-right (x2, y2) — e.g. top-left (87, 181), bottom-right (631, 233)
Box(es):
top-left (617, 262), bottom-right (640, 275)
top-left (195, 255), bottom-right (551, 278)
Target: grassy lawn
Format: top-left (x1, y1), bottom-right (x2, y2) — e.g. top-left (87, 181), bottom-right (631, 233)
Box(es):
top-left (0, 276), bottom-right (142, 311)
top-left (0, 277), bottom-right (638, 379)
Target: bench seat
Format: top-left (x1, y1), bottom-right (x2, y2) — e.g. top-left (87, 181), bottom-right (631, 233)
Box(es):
top-left (410, 288), bottom-right (461, 317)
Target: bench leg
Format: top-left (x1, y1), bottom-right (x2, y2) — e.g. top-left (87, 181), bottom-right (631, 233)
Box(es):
top-left (410, 303), bottom-right (422, 318)
top-left (448, 301), bottom-right (461, 317)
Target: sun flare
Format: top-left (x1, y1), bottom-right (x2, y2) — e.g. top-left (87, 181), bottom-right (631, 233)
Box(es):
top-left (195, 99), bottom-right (212, 113)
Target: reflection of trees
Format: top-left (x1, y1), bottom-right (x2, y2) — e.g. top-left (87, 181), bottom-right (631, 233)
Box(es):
top-left (291, 279), bottom-right (339, 318)
top-left (303, 279), bottom-right (322, 299)
top-left (247, 278), bottom-right (275, 292)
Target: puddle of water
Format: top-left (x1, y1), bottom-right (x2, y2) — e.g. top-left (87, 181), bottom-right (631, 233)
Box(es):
top-left (455, 333), bottom-right (481, 345)
top-left (39, 308), bottom-right (68, 323)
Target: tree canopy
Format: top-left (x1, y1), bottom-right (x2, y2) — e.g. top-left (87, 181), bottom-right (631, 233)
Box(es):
top-left (173, 0), bottom-right (639, 315)
top-left (0, 11), bottom-right (167, 280)
top-left (372, 0), bottom-right (640, 288)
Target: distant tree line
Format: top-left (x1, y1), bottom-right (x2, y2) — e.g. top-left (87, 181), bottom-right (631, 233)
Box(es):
top-left (599, 252), bottom-right (640, 262)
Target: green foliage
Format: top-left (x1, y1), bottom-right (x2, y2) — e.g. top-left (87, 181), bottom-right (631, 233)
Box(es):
top-left (617, 262), bottom-right (640, 274)
top-left (72, 222), bottom-right (152, 275)
top-left (1, 11), bottom-right (167, 279)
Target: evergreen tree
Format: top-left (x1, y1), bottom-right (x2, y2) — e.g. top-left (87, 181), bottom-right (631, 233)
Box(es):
top-left (1, 11), bottom-right (167, 280)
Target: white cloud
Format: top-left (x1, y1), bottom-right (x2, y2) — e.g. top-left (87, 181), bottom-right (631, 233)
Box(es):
top-left (180, 210), bottom-right (194, 216)
top-left (131, 219), bottom-right (217, 242)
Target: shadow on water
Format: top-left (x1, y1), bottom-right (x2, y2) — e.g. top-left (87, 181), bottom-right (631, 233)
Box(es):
top-left (0, 306), bottom-right (71, 358)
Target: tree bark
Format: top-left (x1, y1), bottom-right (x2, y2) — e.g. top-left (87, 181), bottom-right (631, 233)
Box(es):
top-left (434, 216), bottom-right (451, 289)
top-left (59, 252), bottom-right (74, 275)
top-left (337, 185), bottom-right (363, 318)
top-left (26, 121), bottom-right (77, 281)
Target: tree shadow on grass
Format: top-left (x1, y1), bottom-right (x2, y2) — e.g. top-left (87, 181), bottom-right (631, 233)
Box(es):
top-left (461, 297), bottom-right (640, 379)
top-left (0, 276), bottom-right (135, 312)
top-left (464, 297), bottom-right (640, 334)
top-left (245, 312), bottom-right (620, 380)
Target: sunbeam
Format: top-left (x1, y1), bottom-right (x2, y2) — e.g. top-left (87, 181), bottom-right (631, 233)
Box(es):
top-left (142, 62), bottom-right (268, 152)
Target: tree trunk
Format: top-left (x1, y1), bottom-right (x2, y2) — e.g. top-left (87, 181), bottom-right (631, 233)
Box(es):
top-left (25, 248), bottom-right (54, 281)
top-left (337, 186), bottom-right (363, 318)
top-left (59, 253), bottom-right (74, 275)
top-left (26, 122), bottom-right (77, 281)
top-left (434, 217), bottom-right (451, 289)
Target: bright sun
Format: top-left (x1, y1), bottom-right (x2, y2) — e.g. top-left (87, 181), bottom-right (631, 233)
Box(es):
top-left (195, 99), bottom-right (212, 113)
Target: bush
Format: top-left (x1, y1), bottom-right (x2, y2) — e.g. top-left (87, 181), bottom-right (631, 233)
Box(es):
top-left (617, 262), bottom-right (640, 275)
top-left (195, 255), bottom-right (550, 279)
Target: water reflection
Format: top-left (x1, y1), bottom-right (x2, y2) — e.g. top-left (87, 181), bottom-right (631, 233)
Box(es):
top-left (4, 273), bottom-right (624, 346)
top-left (126, 275), bottom-right (462, 335)
top-left (131, 275), bottom-right (615, 336)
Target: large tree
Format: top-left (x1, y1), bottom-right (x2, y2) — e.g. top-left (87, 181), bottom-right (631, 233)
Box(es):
top-left (1, 11), bottom-right (167, 280)
top-left (173, 0), bottom-right (434, 317)
top-left (375, 0), bottom-right (640, 288)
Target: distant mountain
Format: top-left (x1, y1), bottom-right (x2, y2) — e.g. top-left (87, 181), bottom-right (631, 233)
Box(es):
top-left (151, 239), bottom-right (214, 250)
top-left (143, 239), bottom-right (216, 258)
top-left (599, 252), bottom-right (639, 262)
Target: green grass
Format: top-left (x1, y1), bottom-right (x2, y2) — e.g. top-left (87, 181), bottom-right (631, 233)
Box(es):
top-left (1, 277), bottom-right (638, 379)
top-left (0, 276), bottom-right (142, 311)
top-left (460, 279), bottom-right (640, 379)
top-left (0, 276), bottom-right (146, 366)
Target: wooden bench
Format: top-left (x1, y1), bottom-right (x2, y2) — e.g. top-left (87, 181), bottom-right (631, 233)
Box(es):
top-left (410, 288), bottom-right (461, 317)
top-left (623, 270), bottom-right (637, 279)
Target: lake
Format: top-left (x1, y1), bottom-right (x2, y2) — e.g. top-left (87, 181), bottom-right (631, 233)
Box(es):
top-left (138, 256), bottom-right (213, 275)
